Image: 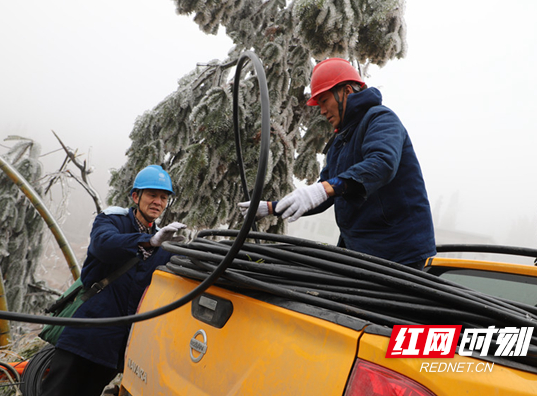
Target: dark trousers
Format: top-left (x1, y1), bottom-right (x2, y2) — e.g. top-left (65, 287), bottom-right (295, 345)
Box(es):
top-left (40, 347), bottom-right (118, 396)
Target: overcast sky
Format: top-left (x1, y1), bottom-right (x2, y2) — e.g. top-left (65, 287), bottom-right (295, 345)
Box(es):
top-left (1, 0), bottom-right (536, 250)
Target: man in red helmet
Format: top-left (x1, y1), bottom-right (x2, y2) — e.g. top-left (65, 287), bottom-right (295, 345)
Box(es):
top-left (239, 58), bottom-right (436, 270)
top-left (40, 165), bottom-right (187, 396)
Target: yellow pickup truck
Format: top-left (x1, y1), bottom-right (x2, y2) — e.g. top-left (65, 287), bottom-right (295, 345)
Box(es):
top-left (119, 231), bottom-right (537, 395)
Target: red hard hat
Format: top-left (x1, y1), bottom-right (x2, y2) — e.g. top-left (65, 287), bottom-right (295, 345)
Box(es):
top-left (307, 58), bottom-right (365, 106)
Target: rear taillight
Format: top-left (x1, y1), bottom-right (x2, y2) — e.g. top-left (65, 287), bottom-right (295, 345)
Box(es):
top-left (344, 359), bottom-right (436, 396)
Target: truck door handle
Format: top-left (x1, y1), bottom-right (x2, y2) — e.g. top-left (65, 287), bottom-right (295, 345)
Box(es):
top-left (191, 294), bottom-right (233, 328)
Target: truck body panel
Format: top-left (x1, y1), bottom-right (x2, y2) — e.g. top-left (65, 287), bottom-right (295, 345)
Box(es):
top-left (121, 255), bottom-right (537, 395)
top-left (123, 270), bottom-right (361, 395)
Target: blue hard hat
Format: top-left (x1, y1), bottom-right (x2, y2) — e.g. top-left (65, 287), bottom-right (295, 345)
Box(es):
top-left (130, 165), bottom-right (174, 196)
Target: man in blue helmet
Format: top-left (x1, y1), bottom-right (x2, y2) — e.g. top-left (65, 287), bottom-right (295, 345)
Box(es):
top-left (40, 165), bottom-right (187, 396)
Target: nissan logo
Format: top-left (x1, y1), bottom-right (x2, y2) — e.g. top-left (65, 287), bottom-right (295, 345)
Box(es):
top-left (190, 329), bottom-right (208, 362)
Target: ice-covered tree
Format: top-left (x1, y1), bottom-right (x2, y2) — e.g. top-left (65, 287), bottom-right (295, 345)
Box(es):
top-left (108, 0), bottom-right (407, 234)
top-left (0, 139), bottom-right (48, 315)
top-left (0, 134), bottom-right (101, 319)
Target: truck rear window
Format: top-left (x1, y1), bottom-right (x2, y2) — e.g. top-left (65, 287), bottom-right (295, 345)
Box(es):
top-left (427, 268), bottom-right (537, 306)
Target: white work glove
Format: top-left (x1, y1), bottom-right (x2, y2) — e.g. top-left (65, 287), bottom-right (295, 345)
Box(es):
top-left (275, 183), bottom-right (328, 222)
top-left (150, 222), bottom-right (187, 247)
top-left (238, 201), bottom-right (270, 220)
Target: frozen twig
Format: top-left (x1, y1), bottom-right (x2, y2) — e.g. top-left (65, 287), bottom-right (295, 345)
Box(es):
top-left (51, 130), bottom-right (103, 213)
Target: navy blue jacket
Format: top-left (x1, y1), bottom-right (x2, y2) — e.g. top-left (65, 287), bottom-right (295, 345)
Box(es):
top-left (314, 87), bottom-right (436, 264)
top-left (56, 207), bottom-right (173, 369)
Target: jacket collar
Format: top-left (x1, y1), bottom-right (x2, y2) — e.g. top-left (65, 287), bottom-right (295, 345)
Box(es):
top-left (338, 87), bottom-right (383, 140)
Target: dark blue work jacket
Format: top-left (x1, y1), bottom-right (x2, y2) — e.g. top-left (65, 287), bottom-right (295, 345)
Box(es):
top-left (314, 87), bottom-right (436, 264)
top-left (56, 207), bottom-right (173, 370)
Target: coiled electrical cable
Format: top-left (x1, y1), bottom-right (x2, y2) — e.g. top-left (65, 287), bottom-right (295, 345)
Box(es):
top-left (167, 238), bottom-right (537, 329)
top-left (19, 344), bottom-right (55, 396)
top-left (170, 235), bottom-right (537, 328)
top-left (164, 229), bottom-right (537, 370)
top-left (0, 50), bottom-right (270, 328)
top-left (200, 230), bottom-right (537, 317)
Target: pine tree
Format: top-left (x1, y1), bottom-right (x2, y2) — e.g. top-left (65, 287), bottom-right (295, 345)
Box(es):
top-left (108, 0), bottom-right (407, 234)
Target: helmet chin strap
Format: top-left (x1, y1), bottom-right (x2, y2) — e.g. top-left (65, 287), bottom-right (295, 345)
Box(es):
top-left (137, 208), bottom-right (154, 227)
top-left (135, 190), bottom-right (155, 227)
top-left (331, 86), bottom-right (347, 128)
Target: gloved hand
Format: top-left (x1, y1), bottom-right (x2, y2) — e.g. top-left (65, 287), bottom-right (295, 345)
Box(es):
top-left (238, 201), bottom-right (270, 220)
top-left (275, 183), bottom-right (328, 222)
top-left (150, 222), bottom-right (187, 247)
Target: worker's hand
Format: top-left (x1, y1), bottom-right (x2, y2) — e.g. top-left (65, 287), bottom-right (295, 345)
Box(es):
top-left (275, 183), bottom-right (328, 222)
top-left (238, 201), bottom-right (270, 220)
top-left (150, 222), bottom-right (187, 247)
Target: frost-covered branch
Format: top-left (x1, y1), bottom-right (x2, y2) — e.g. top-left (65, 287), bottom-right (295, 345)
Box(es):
top-left (193, 59), bottom-right (238, 90)
top-left (108, 0), bottom-right (408, 234)
top-left (51, 130), bottom-right (103, 214)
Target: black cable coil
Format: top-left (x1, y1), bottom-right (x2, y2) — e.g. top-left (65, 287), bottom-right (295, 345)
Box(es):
top-left (162, 229), bottom-right (537, 372)
top-left (19, 344), bottom-right (55, 396)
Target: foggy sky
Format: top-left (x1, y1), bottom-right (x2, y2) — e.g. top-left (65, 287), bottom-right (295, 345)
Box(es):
top-left (1, 0), bottom-right (536, 254)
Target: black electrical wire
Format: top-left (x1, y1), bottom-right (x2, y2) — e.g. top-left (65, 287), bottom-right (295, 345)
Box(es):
top-left (233, 55), bottom-right (261, 236)
top-left (168, 255), bottom-right (515, 329)
top-left (0, 361), bottom-right (20, 384)
top-left (0, 50), bottom-right (271, 328)
top-left (437, 244), bottom-right (537, 259)
top-left (184, 258), bottom-right (417, 327)
top-left (276, 243), bottom-right (537, 318)
top-left (170, 257), bottom-right (516, 338)
top-left (0, 382), bottom-right (24, 389)
top-left (168, 236), bottom-right (537, 330)
top-left (169, 255), bottom-right (402, 300)
top-left (279, 284), bottom-right (449, 306)
top-left (191, 239), bottom-right (291, 266)
top-left (169, 252), bottom-right (521, 331)
top-left (198, 229), bottom-right (537, 321)
top-left (19, 344), bottom-right (55, 396)
top-left (164, 230), bottom-right (537, 365)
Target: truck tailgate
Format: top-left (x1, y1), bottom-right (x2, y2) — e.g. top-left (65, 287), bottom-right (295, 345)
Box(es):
top-left (122, 268), bottom-right (363, 395)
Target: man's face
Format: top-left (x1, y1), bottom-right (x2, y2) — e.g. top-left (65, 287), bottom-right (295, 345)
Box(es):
top-left (317, 85), bottom-right (350, 129)
top-left (132, 189), bottom-right (169, 225)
